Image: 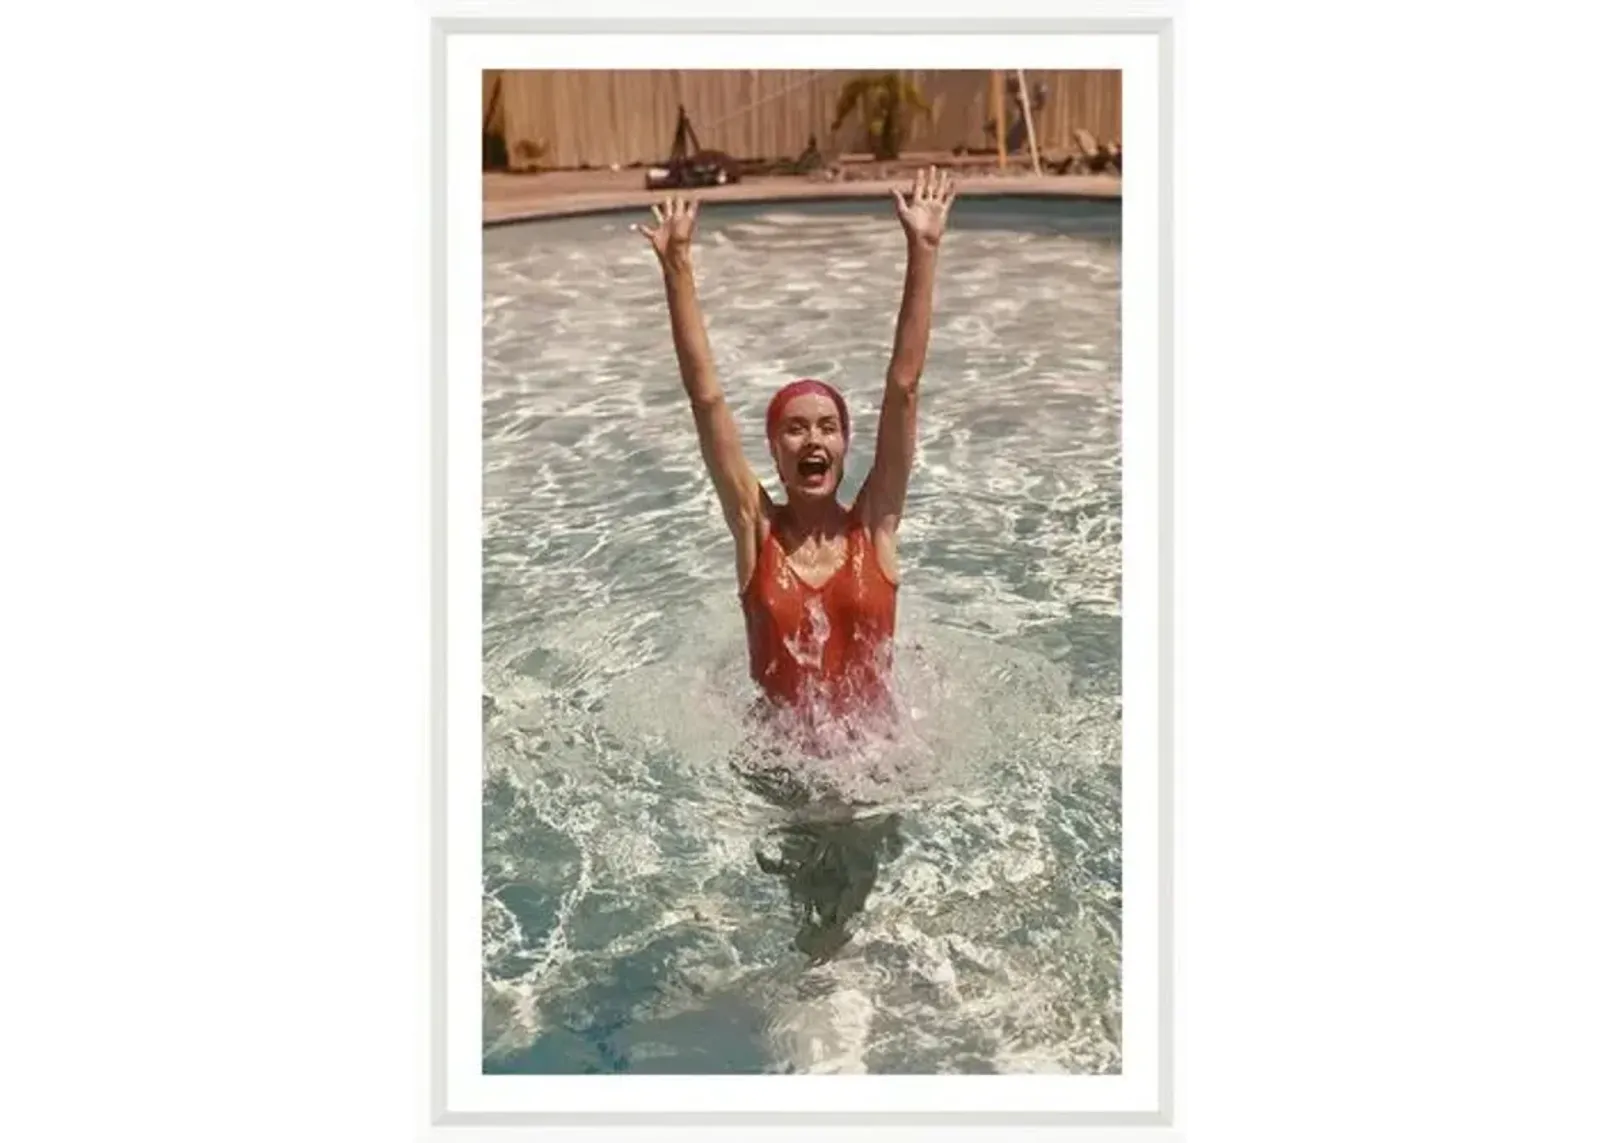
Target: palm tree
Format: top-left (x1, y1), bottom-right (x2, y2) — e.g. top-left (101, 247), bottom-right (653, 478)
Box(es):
top-left (830, 72), bottom-right (932, 160)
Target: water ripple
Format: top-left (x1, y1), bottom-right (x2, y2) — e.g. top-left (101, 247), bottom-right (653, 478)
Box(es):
top-left (481, 199), bottom-right (1123, 1075)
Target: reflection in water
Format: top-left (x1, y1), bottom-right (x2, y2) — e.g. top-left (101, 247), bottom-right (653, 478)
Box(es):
top-left (731, 713), bottom-right (913, 966)
top-left (756, 812), bottom-right (906, 965)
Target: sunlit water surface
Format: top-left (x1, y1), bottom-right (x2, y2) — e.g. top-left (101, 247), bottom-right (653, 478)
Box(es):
top-left (482, 197), bottom-right (1122, 1074)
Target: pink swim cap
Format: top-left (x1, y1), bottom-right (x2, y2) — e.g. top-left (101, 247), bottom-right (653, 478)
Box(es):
top-left (765, 378), bottom-right (850, 443)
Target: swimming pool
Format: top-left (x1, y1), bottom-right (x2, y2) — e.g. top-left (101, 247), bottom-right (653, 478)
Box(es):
top-left (481, 195), bottom-right (1123, 1074)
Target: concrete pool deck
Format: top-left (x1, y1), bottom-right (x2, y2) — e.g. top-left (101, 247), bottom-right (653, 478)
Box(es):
top-left (483, 166), bottom-right (1121, 225)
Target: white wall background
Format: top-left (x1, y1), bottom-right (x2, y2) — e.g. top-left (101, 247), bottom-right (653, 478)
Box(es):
top-left (4, 0), bottom-right (1597, 1141)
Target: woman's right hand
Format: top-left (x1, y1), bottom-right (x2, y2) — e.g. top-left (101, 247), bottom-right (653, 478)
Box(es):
top-left (637, 195), bottom-right (698, 265)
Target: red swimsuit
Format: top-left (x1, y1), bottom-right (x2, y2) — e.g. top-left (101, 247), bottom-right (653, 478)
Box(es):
top-left (740, 510), bottom-right (899, 725)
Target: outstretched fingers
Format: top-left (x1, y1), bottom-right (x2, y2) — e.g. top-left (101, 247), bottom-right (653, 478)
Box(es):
top-left (904, 165), bottom-right (957, 205)
top-left (656, 195), bottom-right (696, 225)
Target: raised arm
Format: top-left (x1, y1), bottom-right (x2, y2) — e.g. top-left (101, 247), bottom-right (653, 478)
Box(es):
top-left (638, 196), bottom-right (766, 585)
top-left (858, 168), bottom-right (955, 551)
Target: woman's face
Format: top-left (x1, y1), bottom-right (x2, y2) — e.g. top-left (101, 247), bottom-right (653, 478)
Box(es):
top-left (770, 393), bottom-right (847, 501)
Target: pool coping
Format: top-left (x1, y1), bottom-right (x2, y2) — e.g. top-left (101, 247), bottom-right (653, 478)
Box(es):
top-left (483, 175), bottom-right (1121, 227)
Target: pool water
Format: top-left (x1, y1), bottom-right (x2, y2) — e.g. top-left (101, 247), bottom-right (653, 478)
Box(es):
top-left (481, 196), bottom-right (1123, 1074)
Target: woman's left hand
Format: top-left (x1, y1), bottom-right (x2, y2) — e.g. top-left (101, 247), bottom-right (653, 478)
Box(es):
top-left (892, 166), bottom-right (956, 249)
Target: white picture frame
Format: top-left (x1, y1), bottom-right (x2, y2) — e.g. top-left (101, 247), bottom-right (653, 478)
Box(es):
top-left (430, 11), bottom-right (1175, 1136)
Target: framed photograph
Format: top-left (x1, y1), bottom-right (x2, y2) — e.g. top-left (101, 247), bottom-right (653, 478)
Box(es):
top-left (432, 12), bottom-right (1173, 1134)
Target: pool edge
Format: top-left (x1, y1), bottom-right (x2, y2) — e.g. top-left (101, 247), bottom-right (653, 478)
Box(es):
top-left (484, 182), bottom-right (1122, 228)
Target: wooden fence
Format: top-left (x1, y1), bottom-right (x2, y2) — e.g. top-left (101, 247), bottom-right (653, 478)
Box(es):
top-left (485, 69), bottom-right (1121, 171)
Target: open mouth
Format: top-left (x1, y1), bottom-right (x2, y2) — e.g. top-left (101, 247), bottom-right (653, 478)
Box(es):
top-left (798, 453), bottom-right (829, 481)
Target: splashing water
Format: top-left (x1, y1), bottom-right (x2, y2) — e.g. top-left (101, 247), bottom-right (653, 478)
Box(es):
top-left (780, 595), bottom-right (831, 672)
top-left (482, 197), bottom-right (1123, 1075)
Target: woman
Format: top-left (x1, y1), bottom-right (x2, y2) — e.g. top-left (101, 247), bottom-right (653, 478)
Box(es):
top-left (637, 167), bottom-right (956, 746)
